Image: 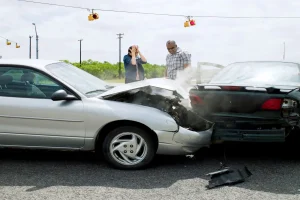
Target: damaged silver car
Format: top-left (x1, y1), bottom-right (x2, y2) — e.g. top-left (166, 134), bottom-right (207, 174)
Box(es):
top-left (0, 59), bottom-right (213, 169)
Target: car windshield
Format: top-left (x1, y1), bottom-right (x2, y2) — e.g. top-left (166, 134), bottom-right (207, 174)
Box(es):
top-left (45, 62), bottom-right (111, 96)
top-left (209, 62), bottom-right (300, 87)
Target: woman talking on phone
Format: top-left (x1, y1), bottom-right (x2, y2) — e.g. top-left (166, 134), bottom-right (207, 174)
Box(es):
top-left (123, 45), bottom-right (147, 84)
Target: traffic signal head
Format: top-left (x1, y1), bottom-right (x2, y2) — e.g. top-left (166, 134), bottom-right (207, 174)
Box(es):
top-left (190, 19), bottom-right (196, 26)
top-left (92, 13), bottom-right (99, 19)
top-left (88, 14), bottom-right (94, 21)
top-left (88, 12), bottom-right (99, 21)
top-left (6, 40), bottom-right (11, 45)
top-left (16, 43), bottom-right (20, 48)
top-left (184, 21), bottom-right (190, 27)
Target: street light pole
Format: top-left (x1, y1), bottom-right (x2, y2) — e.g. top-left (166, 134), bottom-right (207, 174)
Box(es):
top-left (32, 23), bottom-right (39, 59)
top-left (78, 39), bottom-right (83, 66)
top-left (116, 33), bottom-right (124, 79)
top-left (29, 35), bottom-right (33, 59)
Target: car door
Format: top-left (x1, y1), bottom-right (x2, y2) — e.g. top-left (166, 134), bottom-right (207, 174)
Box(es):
top-left (0, 65), bottom-right (85, 149)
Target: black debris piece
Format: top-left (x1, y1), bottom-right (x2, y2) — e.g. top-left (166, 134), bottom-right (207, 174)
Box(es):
top-left (206, 166), bottom-right (252, 189)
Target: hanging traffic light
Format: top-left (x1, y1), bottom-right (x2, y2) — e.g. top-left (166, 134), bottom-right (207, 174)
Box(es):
top-left (6, 40), bottom-right (11, 45)
top-left (92, 13), bottom-right (99, 19)
top-left (190, 19), bottom-right (196, 26)
top-left (184, 16), bottom-right (196, 28)
top-left (88, 14), bottom-right (94, 21)
top-left (184, 21), bottom-right (190, 27)
top-left (16, 43), bottom-right (20, 48)
top-left (88, 9), bottom-right (99, 21)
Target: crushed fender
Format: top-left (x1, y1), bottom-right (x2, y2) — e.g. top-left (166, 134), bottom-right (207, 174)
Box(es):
top-left (205, 166), bottom-right (252, 189)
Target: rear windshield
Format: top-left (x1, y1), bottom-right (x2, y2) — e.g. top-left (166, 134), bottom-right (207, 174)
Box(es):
top-left (210, 62), bottom-right (300, 87)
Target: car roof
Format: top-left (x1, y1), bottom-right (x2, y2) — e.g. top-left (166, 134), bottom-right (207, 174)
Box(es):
top-left (0, 59), bottom-right (62, 70)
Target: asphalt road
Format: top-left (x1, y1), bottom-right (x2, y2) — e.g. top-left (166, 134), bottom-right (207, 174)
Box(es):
top-left (0, 142), bottom-right (300, 200)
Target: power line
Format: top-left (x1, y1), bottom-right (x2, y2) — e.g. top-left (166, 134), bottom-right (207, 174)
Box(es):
top-left (17, 0), bottom-right (300, 19)
top-left (0, 36), bottom-right (18, 44)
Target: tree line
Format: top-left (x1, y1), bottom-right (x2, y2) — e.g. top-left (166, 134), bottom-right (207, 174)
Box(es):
top-left (62, 59), bottom-right (165, 80)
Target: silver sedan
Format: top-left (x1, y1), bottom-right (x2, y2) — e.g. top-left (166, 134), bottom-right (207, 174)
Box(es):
top-left (0, 59), bottom-right (214, 169)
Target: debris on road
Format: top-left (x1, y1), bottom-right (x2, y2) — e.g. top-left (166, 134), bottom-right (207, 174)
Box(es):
top-left (205, 166), bottom-right (252, 189)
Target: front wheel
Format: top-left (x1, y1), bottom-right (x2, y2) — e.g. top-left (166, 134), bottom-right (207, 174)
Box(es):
top-left (102, 126), bottom-right (156, 170)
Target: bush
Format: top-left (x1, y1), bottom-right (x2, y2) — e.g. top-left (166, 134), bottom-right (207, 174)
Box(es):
top-left (61, 59), bottom-right (166, 80)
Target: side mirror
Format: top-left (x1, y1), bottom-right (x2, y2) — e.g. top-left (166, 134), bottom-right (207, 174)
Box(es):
top-left (51, 89), bottom-right (78, 101)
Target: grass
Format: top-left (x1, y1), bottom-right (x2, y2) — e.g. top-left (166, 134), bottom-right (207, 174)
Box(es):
top-left (105, 78), bottom-right (125, 83)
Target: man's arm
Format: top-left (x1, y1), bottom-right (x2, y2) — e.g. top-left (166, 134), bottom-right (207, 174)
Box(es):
top-left (181, 51), bottom-right (191, 68)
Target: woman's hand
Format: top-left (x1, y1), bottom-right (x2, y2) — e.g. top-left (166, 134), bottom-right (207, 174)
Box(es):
top-left (136, 46), bottom-right (140, 54)
top-left (130, 46), bottom-right (137, 55)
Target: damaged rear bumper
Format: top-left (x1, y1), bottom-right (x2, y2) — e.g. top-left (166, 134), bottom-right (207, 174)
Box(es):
top-left (155, 125), bottom-right (214, 155)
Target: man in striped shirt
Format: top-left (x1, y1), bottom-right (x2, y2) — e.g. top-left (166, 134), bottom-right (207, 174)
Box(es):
top-left (165, 40), bottom-right (191, 80)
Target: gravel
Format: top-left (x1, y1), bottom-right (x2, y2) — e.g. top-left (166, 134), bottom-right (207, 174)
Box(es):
top-left (0, 143), bottom-right (300, 200)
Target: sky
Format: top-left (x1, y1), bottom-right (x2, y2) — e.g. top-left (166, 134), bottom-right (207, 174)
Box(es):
top-left (0, 0), bottom-right (300, 67)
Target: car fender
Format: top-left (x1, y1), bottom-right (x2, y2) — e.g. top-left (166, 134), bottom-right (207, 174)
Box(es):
top-left (83, 98), bottom-right (179, 140)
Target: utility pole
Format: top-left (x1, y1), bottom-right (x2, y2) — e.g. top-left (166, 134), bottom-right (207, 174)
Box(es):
top-left (32, 23), bottom-right (39, 59)
top-left (29, 35), bottom-right (33, 59)
top-left (117, 33), bottom-right (124, 79)
top-left (283, 42), bottom-right (285, 60)
top-left (78, 39), bottom-right (83, 66)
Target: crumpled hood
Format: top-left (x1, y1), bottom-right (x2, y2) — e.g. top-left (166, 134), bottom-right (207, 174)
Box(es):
top-left (98, 78), bottom-right (213, 132)
top-left (98, 78), bottom-right (190, 99)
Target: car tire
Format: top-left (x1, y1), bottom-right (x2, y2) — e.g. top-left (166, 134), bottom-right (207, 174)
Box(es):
top-left (102, 126), bottom-right (156, 170)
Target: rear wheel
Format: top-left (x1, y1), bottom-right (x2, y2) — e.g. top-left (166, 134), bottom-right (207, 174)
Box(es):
top-left (102, 126), bottom-right (156, 170)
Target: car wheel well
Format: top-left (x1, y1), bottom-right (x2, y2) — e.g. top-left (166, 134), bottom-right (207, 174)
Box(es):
top-left (95, 120), bottom-right (159, 153)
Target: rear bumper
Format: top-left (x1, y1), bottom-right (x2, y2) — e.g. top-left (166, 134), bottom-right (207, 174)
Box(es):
top-left (155, 126), bottom-right (213, 155)
top-left (212, 128), bottom-right (286, 142)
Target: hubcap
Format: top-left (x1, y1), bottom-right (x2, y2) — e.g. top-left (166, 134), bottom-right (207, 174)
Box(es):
top-left (109, 132), bottom-right (148, 166)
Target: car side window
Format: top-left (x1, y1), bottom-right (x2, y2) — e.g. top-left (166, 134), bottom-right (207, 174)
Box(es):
top-left (0, 66), bottom-right (69, 99)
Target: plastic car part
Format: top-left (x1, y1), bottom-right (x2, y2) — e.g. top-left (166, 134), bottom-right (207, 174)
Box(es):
top-left (206, 166), bottom-right (252, 189)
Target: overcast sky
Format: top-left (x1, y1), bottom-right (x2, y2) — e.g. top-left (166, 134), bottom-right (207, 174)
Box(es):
top-left (0, 0), bottom-right (300, 67)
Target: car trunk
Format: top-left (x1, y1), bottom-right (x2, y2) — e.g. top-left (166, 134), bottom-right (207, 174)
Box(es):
top-left (189, 85), bottom-right (291, 116)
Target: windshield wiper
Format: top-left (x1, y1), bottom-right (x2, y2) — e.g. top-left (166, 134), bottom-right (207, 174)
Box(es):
top-left (85, 89), bottom-right (107, 94)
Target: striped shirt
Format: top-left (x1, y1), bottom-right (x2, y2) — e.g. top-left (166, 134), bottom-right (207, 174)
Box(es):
top-left (166, 47), bottom-right (191, 79)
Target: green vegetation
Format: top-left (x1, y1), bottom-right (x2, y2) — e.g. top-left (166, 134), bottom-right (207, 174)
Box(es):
top-left (61, 59), bottom-right (166, 80)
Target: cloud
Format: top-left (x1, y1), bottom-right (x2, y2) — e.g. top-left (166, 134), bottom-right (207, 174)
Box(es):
top-left (0, 0), bottom-right (299, 67)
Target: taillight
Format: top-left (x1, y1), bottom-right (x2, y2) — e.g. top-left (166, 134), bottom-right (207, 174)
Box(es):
top-left (261, 98), bottom-right (283, 110)
top-left (190, 94), bottom-right (204, 105)
top-left (221, 86), bottom-right (242, 91)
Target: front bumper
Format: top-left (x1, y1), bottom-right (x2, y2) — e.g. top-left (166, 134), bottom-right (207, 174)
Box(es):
top-left (155, 126), bottom-right (214, 155)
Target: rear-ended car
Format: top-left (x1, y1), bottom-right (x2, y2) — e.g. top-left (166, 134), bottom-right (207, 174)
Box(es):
top-left (189, 61), bottom-right (300, 143)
